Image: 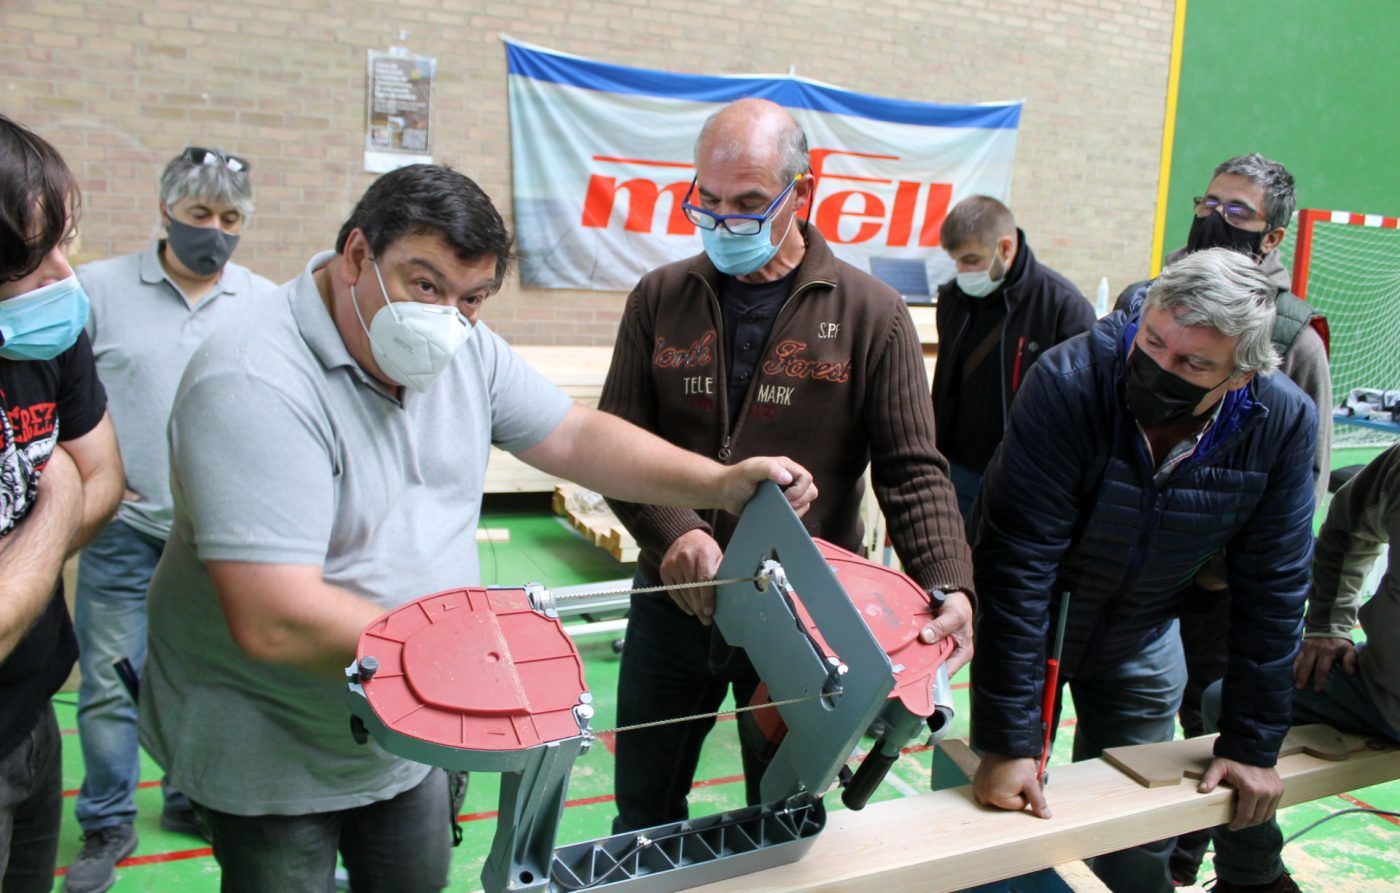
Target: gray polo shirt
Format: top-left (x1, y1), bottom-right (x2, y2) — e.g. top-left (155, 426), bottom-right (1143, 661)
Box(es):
top-left (137, 251), bottom-right (573, 815)
top-left (79, 243), bottom-right (278, 540)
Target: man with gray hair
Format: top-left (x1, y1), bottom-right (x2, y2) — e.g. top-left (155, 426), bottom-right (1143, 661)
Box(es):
top-left (600, 97), bottom-right (973, 831)
top-left (66, 146), bottom-right (276, 893)
top-left (968, 248), bottom-right (1318, 893)
top-left (1117, 153), bottom-right (1333, 887)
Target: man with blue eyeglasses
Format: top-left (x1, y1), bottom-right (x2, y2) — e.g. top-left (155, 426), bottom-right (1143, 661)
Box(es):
top-left (599, 98), bottom-right (974, 832)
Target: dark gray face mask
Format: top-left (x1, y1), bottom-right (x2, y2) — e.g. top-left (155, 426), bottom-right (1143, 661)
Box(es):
top-left (166, 217), bottom-right (239, 277)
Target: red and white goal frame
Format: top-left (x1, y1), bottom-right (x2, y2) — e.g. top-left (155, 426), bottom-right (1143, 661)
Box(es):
top-left (1292, 208), bottom-right (1400, 300)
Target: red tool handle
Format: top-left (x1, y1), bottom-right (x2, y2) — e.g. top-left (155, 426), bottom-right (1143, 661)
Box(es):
top-left (1037, 658), bottom-right (1060, 782)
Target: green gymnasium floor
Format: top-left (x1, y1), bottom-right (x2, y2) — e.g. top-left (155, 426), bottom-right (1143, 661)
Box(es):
top-left (48, 450), bottom-right (1400, 891)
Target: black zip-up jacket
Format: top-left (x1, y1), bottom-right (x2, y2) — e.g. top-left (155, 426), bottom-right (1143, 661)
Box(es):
top-left (931, 231), bottom-right (1095, 469)
top-left (598, 225), bottom-right (974, 599)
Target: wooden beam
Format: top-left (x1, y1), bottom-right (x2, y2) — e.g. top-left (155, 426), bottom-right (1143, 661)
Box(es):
top-left (687, 738), bottom-right (1400, 893)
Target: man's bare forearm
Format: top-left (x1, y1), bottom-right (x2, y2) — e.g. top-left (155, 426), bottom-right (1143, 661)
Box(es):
top-left (520, 405), bottom-right (727, 510)
top-left (62, 414), bottom-right (125, 550)
top-left (0, 475), bottom-right (81, 660)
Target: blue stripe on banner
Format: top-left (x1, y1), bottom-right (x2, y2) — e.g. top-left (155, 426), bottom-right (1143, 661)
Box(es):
top-left (504, 41), bottom-right (1021, 130)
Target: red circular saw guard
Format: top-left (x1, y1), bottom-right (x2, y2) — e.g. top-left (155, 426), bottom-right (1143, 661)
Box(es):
top-left (356, 588), bottom-right (588, 751)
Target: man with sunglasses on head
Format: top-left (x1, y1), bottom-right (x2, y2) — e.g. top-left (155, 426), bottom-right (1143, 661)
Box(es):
top-left (0, 114), bottom-right (124, 893)
top-left (1115, 154), bottom-right (1332, 889)
top-left (64, 146), bottom-right (276, 893)
top-left (598, 97), bottom-right (974, 832)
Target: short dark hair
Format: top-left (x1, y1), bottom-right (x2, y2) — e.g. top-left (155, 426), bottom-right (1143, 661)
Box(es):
top-left (940, 195), bottom-right (1015, 253)
top-left (0, 115), bottom-right (80, 284)
top-left (335, 164), bottom-right (513, 289)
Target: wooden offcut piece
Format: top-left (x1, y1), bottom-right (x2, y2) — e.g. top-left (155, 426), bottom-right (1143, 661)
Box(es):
top-left (1102, 724), bottom-right (1358, 788)
top-left (552, 485), bottom-right (639, 564)
top-left (687, 735), bottom-right (1400, 893)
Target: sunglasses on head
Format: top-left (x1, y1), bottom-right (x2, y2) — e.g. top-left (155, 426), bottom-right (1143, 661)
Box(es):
top-left (182, 146), bottom-right (250, 174)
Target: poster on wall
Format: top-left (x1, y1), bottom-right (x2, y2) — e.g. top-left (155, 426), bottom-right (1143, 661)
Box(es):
top-left (365, 48), bottom-right (436, 174)
top-left (505, 39), bottom-right (1022, 297)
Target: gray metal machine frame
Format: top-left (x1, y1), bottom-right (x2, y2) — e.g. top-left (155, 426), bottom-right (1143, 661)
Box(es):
top-left (347, 482), bottom-right (898, 892)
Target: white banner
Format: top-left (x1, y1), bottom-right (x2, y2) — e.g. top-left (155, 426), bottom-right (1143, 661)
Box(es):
top-left (506, 40), bottom-right (1021, 296)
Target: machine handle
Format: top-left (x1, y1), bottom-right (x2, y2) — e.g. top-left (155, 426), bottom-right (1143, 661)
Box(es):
top-left (841, 746), bottom-right (899, 811)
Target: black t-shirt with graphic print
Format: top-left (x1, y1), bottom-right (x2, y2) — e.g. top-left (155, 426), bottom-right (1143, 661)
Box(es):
top-left (0, 332), bottom-right (106, 754)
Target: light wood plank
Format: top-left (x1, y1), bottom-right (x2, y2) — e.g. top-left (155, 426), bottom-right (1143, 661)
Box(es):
top-left (1103, 724), bottom-right (1358, 788)
top-left (687, 738), bottom-right (1400, 893)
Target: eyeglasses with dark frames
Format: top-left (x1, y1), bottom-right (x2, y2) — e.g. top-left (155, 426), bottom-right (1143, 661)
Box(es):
top-left (1193, 195), bottom-right (1267, 228)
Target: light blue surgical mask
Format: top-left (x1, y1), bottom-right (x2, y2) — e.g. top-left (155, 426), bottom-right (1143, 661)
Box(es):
top-left (0, 274), bottom-right (90, 361)
top-left (700, 199), bottom-right (797, 276)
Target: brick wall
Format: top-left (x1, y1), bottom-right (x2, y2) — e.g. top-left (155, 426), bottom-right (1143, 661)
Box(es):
top-left (1, 0), bottom-right (1175, 345)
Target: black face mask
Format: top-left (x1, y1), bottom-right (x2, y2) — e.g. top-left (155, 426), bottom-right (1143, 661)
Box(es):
top-left (1185, 212), bottom-right (1266, 261)
top-left (1125, 345), bottom-right (1232, 428)
top-left (166, 217), bottom-right (239, 277)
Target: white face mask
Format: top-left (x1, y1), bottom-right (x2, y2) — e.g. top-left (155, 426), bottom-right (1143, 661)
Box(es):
top-left (955, 253), bottom-right (1006, 299)
top-left (350, 259), bottom-right (474, 392)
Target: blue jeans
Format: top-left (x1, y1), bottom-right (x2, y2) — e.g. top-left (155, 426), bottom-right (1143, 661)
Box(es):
top-left (948, 459), bottom-right (984, 522)
top-left (194, 769), bottom-right (451, 893)
top-left (74, 519), bottom-right (189, 831)
top-left (1204, 654), bottom-right (1400, 885)
top-left (1068, 623), bottom-right (1187, 893)
top-left (612, 572), bottom-right (765, 833)
top-left (0, 704), bottom-right (62, 893)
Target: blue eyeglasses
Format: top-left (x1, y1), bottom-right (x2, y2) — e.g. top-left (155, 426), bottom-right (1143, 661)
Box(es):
top-left (682, 175), bottom-right (802, 236)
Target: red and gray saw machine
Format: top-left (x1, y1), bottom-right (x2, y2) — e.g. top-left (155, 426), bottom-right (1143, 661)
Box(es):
top-left (346, 482), bottom-right (955, 892)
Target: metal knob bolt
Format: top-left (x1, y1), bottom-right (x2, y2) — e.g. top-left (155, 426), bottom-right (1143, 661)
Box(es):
top-left (359, 656), bottom-right (379, 682)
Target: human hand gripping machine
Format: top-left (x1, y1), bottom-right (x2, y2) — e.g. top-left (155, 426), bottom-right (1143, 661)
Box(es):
top-left (346, 482), bottom-right (956, 892)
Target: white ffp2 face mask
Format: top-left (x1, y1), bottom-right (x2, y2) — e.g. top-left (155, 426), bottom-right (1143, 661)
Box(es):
top-left (954, 253), bottom-right (1007, 299)
top-left (351, 259), bottom-right (474, 392)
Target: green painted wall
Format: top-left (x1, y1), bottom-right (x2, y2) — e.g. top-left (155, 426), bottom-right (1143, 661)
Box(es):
top-left (1161, 0), bottom-right (1400, 264)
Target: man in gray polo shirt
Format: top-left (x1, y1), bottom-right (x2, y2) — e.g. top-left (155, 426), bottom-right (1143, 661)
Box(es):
top-left (136, 164), bottom-right (816, 892)
top-left (68, 146), bottom-right (276, 893)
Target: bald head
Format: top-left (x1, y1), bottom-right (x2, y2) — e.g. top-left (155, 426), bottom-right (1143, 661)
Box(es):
top-left (695, 99), bottom-right (809, 189)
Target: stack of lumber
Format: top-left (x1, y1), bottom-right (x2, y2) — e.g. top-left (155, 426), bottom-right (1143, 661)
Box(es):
top-left (908, 303), bottom-right (939, 357)
top-left (485, 346), bottom-right (613, 494)
top-left (552, 484), bottom-right (639, 564)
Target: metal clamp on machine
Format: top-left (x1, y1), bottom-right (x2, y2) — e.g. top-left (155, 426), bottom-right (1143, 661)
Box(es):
top-left (346, 481), bottom-right (956, 893)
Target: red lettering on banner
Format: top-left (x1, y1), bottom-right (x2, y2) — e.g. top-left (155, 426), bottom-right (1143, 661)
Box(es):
top-left (579, 152), bottom-right (955, 248)
top-left (917, 182), bottom-right (952, 247)
top-left (653, 331), bottom-right (715, 369)
top-left (582, 176), bottom-right (694, 235)
top-left (761, 341), bottom-right (851, 383)
top-left (815, 190), bottom-right (886, 244)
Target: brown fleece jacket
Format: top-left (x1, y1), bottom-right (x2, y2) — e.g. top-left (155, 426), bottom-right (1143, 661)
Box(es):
top-left (598, 225), bottom-right (974, 598)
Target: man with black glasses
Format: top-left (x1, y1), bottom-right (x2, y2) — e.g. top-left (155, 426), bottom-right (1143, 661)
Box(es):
top-left (65, 146), bottom-right (276, 893)
top-left (599, 98), bottom-right (974, 832)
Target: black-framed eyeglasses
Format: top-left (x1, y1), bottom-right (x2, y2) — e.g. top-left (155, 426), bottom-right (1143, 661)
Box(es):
top-left (682, 174), bottom-right (802, 236)
top-left (182, 146), bottom-right (250, 174)
top-left (1193, 195), bottom-right (1265, 228)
